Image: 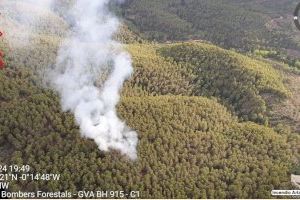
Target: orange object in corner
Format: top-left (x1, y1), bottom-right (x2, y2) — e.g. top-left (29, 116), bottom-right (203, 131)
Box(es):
top-left (0, 58), bottom-right (4, 69)
top-left (0, 50), bottom-right (5, 69)
top-left (0, 30), bottom-right (5, 69)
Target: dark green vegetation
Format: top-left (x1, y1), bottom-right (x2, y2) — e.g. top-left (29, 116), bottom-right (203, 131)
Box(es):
top-left (254, 49), bottom-right (300, 72)
top-left (0, 68), bottom-right (299, 198)
top-left (121, 0), bottom-right (300, 51)
top-left (124, 42), bottom-right (290, 124)
top-left (1, 41), bottom-right (300, 198)
top-left (1, 0), bottom-right (300, 199)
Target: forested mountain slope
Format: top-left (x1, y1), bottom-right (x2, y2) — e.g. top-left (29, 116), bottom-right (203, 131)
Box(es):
top-left (124, 42), bottom-right (290, 124)
top-left (121, 0), bottom-right (300, 51)
top-left (1, 37), bottom-right (300, 198)
top-left (0, 68), bottom-right (299, 198)
top-left (0, 0), bottom-right (300, 199)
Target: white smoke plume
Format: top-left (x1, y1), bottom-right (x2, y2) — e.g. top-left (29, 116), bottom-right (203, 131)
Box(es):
top-left (52, 0), bottom-right (138, 160)
top-left (0, 0), bottom-right (58, 47)
top-left (26, 0), bottom-right (54, 8)
top-left (1, 0), bottom-right (138, 159)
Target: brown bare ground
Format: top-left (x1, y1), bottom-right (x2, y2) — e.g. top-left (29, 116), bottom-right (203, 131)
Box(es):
top-left (291, 174), bottom-right (300, 188)
top-left (270, 68), bottom-right (300, 133)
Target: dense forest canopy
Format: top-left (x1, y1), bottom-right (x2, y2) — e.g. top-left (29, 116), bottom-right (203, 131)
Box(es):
top-left (0, 69), bottom-right (298, 198)
top-left (121, 0), bottom-right (300, 51)
top-left (0, 0), bottom-right (300, 199)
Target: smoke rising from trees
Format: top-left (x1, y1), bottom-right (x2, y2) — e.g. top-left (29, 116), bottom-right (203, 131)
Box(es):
top-left (1, 0), bottom-right (138, 159)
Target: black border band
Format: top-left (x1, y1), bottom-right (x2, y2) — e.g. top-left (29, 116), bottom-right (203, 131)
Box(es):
top-left (294, 2), bottom-right (300, 30)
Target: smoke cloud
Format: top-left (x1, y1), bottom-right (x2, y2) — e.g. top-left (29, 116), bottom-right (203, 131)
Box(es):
top-left (1, 0), bottom-right (138, 159)
top-left (52, 0), bottom-right (138, 159)
top-left (0, 0), bottom-right (59, 47)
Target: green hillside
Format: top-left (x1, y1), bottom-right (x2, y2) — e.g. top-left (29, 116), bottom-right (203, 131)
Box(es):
top-left (121, 0), bottom-right (300, 51)
top-left (3, 37), bottom-right (291, 124)
top-left (0, 68), bottom-right (298, 198)
top-left (125, 42), bottom-right (289, 124)
top-left (0, 0), bottom-right (300, 199)
top-left (1, 38), bottom-right (300, 198)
